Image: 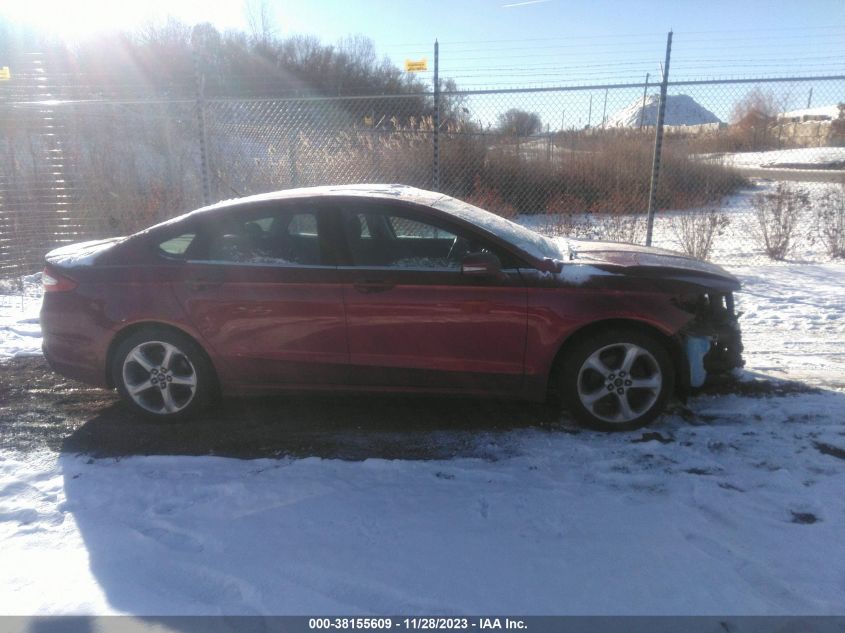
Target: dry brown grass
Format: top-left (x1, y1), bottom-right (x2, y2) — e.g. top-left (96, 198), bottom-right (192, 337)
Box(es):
top-left (477, 134), bottom-right (746, 216)
top-left (16, 108), bottom-right (748, 243)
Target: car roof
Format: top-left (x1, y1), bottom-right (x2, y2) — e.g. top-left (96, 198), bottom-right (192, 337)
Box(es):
top-left (140, 184), bottom-right (446, 235)
top-left (137, 183), bottom-right (559, 266)
top-left (195, 184), bottom-right (444, 215)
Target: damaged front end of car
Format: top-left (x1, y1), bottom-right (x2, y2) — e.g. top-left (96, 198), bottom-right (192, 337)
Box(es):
top-left (674, 291), bottom-right (744, 389)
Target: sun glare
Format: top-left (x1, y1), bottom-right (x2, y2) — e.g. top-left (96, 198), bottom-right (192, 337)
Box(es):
top-left (3, 0), bottom-right (248, 40)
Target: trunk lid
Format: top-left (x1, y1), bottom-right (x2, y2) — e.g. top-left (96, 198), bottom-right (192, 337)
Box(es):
top-left (45, 237), bottom-right (125, 269)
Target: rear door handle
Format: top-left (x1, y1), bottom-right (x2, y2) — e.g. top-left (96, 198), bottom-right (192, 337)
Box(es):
top-left (353, 280), bottom-right (395, 294)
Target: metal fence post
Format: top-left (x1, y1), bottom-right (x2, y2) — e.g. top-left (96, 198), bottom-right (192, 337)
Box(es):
top-left (639, 72), bottom-right (650, 129)
top-left (645, 31), bottom-right (673, 247)
top-left (433, 39), bottom-right (440, 191)
top-left (193, 47), bottom-right (211, 205)
top-left (289, 128), bottom-right (299, 188)
top-left (601, 88), bottom-right (608, 129)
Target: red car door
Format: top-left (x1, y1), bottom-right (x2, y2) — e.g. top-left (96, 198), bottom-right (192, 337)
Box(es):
top-left (171, 203), bottom-right (348, 389)
top-left (336, 203), bottom-right (528, 394)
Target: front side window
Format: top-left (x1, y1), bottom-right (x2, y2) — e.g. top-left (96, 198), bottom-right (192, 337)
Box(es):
top-left (342, 208), bottom-right (507, 270)
top-left (388, 216), bottom-right (453, 240)
top-left (200, 209), bottom-right (322, 265)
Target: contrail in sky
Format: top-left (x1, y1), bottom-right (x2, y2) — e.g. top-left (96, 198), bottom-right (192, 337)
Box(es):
top-left (502, 0), bottom-right (551, 7)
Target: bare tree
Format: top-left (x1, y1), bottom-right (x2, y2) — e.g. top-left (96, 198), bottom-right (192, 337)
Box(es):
top-left (729, 87), bottom-right (789, 150)
top-left (730, 87), bottom-right (780, 124)
top-left (243, 0), bottom-right (277, 44)
top-left (497, 109), bottom-right (542, 137)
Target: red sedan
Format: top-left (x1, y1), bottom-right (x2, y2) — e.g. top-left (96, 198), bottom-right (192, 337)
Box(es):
top-left (40, 184), bottom-right (742, 431)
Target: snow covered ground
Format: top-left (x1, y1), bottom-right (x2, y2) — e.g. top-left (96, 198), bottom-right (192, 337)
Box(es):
top-left (706, 147), bottom-right (845, 171)
top-left (0, 275), bottom-right (42, 360)
top-left (2, 403), bottom-right (845, 616)
top-left (731, 264), bottom-right (845, 389)
top-left (1, 189), bottom-right (844, 615)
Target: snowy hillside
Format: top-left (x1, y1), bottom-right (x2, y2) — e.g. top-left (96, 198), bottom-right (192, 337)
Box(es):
top-left (607, 94), bottom-right (722, 128)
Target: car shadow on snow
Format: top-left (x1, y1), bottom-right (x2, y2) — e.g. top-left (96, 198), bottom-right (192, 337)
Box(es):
top-left (59, 393), bottom-right (560, 461)
top-left (56, 370), bottom-right (828, 462)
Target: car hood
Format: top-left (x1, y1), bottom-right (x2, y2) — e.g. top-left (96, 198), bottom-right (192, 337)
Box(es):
top-left (555, 239), bottom-right (741, 293)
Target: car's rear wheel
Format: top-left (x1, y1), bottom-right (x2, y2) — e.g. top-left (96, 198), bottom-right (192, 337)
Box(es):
top-left (560, 329), bottom-right (674, 432)
top-left (112, 327), bottom-right (214, 421)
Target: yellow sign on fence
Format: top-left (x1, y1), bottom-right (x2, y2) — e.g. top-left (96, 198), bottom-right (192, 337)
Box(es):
top-left (404, 59), bottom-right (428, 72)
top-left (0, 67), bottom-right (10, 81)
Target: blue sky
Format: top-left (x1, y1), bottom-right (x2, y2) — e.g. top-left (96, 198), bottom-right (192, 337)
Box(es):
top-left (3, 0), bottom-right (844, 126)
top-left (5, 0), bottom-right (844, 81)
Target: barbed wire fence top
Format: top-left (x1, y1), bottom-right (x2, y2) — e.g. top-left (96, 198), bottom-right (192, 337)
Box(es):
top-left (2, 40), bottom-right (844, 284)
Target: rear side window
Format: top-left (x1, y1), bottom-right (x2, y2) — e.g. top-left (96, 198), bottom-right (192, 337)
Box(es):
top-left (199, 210), bottom-right (323, 266)
top-left (158, 233), bottom-right (196, 259)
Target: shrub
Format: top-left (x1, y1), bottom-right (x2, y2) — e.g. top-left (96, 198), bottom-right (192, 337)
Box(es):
top-left (815, 182), bottom-right (845, 258)
top-left (595, 213), bottom-right (646, 244)
top-left (669, 208), bottom-right (730, 260)
top-left (541, 194), bottom-right (592, 238)
top-left (749, 183), bottom-right (808, 260)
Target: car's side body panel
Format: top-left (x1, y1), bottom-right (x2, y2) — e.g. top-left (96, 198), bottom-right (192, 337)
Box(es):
top-left (40, 262), bottom-right (201, 387)
top-left (520, 287), bottom-right (694, 400)
top-left (339, 267), bottom-right (528, 392)
top-left (171, 262), bottom-right (349, 387)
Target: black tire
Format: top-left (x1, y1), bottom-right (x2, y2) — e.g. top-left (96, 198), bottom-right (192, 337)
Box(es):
top-left (560, 328), bottom-right (674, 432)
top-left (111, 326), bottom-right (216, 422)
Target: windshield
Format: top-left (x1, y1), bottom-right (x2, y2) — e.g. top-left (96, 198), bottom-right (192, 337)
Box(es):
top-left (432, 196), bottom-right (562, 262)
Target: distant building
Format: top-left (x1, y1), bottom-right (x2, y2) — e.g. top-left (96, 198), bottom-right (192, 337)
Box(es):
top-left (777, 105), bottom-right (840, 123)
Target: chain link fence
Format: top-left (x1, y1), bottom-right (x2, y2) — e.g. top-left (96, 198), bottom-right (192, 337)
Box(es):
top-left (2, 55), bottom-right (844, 284)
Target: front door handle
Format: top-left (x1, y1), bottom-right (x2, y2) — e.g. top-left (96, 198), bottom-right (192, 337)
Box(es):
top-left (353, 280), bottom-right (395, 294)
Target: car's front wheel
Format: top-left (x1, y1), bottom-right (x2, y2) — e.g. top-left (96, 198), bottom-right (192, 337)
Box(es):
top-left (112, 327), bottom-right (215, 421)
top-left (560, 329), bottom-right (674, 432)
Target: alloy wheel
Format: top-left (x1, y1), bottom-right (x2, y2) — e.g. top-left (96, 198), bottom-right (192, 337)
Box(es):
top-left (121, 340), bottom-right (198, 415)
top-left (576, 342), bottom-right (663, 424)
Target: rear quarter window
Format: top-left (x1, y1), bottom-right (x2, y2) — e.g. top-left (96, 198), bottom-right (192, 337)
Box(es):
top-left (157, 233), bottom-right (196, 259)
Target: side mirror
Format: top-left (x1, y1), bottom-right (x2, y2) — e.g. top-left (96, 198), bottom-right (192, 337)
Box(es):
top-left (461, 251), bottom-right (503, 277)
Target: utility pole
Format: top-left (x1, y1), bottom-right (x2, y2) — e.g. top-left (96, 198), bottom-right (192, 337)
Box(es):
top-left (807, 87), bottom-right (813, 109)
top-left (193, 46), bottom-right (211, 205)
top-left (433, 39), bottom-right (440, 191)
top-left (645, 30), bottom-right (673, 247)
